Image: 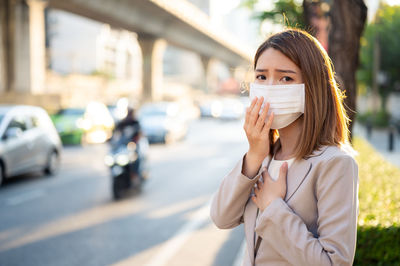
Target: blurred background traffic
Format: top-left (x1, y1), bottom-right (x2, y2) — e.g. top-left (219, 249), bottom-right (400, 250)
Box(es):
top-left (0, 0), bottom-right (399, 265)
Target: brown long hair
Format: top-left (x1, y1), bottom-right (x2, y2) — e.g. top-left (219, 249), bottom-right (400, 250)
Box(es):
top-left (253, 29), bottom-right (350, 159)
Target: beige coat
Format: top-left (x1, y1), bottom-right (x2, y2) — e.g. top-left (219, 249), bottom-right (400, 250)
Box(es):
top-left (210, 145), bottom-right (358, 266)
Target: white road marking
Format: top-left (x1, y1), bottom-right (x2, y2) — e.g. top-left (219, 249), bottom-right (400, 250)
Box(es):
top-left (145, 200), bottom-right (211, 266)
top-left (5, 189), bottom-right (46, 206)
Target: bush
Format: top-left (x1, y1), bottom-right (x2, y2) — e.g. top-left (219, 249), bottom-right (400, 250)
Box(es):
top-left (356, 109), bottom-right (391, 128)
top-left (353, 137), bottom-right (400, 265)
top-left (356, 226), bottom-right (400, 265)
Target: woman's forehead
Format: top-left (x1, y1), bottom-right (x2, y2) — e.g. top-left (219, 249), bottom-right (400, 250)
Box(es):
top-left (256, 48), bottom-right (299, 71)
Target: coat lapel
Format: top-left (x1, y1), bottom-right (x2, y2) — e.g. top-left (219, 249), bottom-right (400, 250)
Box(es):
top-left (284, 158), bottom-right (312, 202)
top-left (246, 154), bottom-right (273, 265)
top-left (244, 200), bottom-right (258, 265)
top-left (283, 145), bottom-right (328, 201)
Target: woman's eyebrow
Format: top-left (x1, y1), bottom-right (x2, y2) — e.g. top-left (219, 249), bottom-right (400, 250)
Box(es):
top-left (255, 69), bottom-right (297, 74)
top-left (276, 69), bottom-right (297, 74)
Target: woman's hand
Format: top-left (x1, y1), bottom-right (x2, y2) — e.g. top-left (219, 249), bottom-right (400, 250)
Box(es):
top-left (242, 97), bottom-right (274, 178)
top-left (251, 162), bottom-right (288, 211)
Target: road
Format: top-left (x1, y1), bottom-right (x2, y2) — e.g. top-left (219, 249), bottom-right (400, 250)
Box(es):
top-left (0, 118), bottom-right (249, 266)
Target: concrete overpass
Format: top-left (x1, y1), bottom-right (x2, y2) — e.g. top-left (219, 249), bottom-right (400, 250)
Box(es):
top-left (0, 0), bottom-right (253, 102)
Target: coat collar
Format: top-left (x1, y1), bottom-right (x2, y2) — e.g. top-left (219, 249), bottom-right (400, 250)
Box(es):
top-left (265, 140), bottom-right (323, 201)
top-left (284, 158), bottom-right (312, 201)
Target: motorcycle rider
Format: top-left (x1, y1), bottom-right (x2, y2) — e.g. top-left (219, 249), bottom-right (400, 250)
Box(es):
top-left (115, 107), bottom-right (141, 137)
top-left (112, 106), bottom-right (144, 186)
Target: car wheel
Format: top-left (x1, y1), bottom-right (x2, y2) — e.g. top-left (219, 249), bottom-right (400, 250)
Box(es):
top-left (44, 151), bottom-right (60, 176)
top-left (112, 177), bottom-right (124, 200)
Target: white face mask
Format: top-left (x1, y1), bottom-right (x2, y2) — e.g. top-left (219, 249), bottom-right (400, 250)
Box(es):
top-left (249, 83), bottom-right (305, 129)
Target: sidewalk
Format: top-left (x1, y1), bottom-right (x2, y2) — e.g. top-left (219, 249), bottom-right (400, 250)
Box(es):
top-left (353, 122), bottom-right (400, 169)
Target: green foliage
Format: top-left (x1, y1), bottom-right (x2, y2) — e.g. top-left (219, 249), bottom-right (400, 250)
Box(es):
top-left (353, 137), bottom-right (400, 264)
top-left (355, 226), bottom-right (400, 265)
top-left (357, 109), bottom-right (391, 128)
top-left (354, 137), bottom-right (400, 227)
top-left (90, 70), bottom-right (115, 79)
top-left (357, 4), bottom-right (400, 102)
top-left (241, 0), bottom-right (305, 29)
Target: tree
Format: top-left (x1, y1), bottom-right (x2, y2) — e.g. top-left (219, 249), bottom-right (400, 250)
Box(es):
top-left (328, 0), bottom-right (367, 137)
top-left (242, 0), bottom-right (306, 29)
top-left (242, 0), bottom-right (367, 138)
top-left (358, 4), bottom-right (400, 112)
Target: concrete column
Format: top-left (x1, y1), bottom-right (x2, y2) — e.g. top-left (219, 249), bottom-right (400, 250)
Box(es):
top-left (27, 0), bottom-right (47, 94)
top-left (200, 55), bottom-right (210, 93)
top-left (0, 0), bottom-right (13, 94)
top-left (12, 0), bottom-right (31, 93)
top-left (2, 0), bottom-right (47, 95)
top-left (0, 1), bottom-right (6, 94)
top-left (137, 36), bottom-right (166, 102)
top-left (228, 66), bottom-right (235, 78)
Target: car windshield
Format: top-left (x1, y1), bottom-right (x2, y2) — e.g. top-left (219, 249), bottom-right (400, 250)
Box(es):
top-left (57, 108), bottom-right (85, 116)
top-left (140, 107), bottom-right (167, 117)
top-left (107, 105), bottom-right (116, 112)
top-left (0, 115), bottom-right (3, 124)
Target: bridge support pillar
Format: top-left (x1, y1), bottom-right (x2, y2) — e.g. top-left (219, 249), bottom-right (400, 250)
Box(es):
top-left (137, 36), bottom-right (166, 102)
top-left (0, 1), bottom-right (7, 94)
top-left (0, 0), bottom-right (47, 95)
top-left (228, 66), bottom-right (236, 78)
top-left (200, 55), bottom-right (210, 93)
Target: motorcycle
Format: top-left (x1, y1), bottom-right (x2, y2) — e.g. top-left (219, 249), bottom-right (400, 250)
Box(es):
top-left (105, 125), bottom-right (149, 199)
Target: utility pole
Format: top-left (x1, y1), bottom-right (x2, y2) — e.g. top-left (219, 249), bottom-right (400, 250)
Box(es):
top-left (372, 33), bottom-right (380, 114)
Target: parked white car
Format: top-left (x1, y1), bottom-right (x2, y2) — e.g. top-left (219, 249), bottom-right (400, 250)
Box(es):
top-left (138, 102), bottom-right (188, 144)
top-left (0, 105), bottom-right (62, 186)
top-left (200, 97), bottom-right (245, 120)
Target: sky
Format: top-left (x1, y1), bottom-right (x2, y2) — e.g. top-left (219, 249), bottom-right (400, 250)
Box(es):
top-left (365, 0), bottom-right (399, 21)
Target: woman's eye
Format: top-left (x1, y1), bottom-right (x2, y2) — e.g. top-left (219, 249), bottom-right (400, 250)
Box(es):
top-left (281, 76), bottom-right (293, 82)
top-left (256, 75), bottom-right (266, 80)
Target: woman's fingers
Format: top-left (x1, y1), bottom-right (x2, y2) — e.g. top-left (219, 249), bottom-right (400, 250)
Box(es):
top-left (244, 97), bottom-right (258, 127)
top-left (248, 97), bottom-right (264, 126)
top-left (255, 102), bottom-right (270, 132)
top-left (251, 195), bottom-right (257, 204)
top-left (262, 112), bottom-right (274, 134)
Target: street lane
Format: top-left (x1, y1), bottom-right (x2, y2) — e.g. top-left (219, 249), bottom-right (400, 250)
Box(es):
top-left (0, 118), bottom-right (249, 266)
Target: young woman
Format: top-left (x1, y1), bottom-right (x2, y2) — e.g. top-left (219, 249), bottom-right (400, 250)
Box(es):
top-left (210, 29), bottom-right (358, 266)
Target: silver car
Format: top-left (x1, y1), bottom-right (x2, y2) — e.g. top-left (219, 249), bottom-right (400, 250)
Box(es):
top-left (139, 102), bottom-right (188, 144)
top-left (0, 105), bottom-right (62, 186)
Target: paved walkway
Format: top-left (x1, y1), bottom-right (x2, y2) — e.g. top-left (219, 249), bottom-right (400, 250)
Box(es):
top-left (353, 122), bottom-right (400, 169)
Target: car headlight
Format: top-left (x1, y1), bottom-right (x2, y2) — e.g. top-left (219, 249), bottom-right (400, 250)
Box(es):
top-left (76, 118), bottom-right (92, 131)
top-left (104, 155), bottom-right (114, 166)
top-left (211, 101), bottom-right (223, 118)
top-left (116, 154), bottom-right (129, 166)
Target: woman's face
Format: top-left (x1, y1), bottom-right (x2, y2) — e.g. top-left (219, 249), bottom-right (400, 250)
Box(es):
top-left (254, 48), bottom-right (303, 85)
